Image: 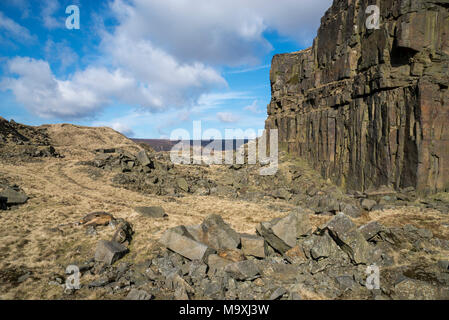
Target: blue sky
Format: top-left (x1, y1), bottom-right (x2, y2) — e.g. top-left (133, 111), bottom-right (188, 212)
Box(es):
top-left (0, 0), bottom-right (331, 139)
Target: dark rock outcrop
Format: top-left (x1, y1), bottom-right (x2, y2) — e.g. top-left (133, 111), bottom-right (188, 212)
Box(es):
top-left (265, 0), bottom-right (449, 194)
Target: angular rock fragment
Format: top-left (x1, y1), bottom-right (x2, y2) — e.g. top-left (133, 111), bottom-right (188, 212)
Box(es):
top-left (361, 199), bottom-right (377, 211)
top-left (217, 248), bottom-right (246, 262)
top-left (207, 254), bottom-right (233, 275)
top-left (134, 206), bottom-right (167, 218)
top-left (284, 245), bottom-right (307, 264)
top-left (241, 234), bottom-right (266, 258)
top-left (199, 214), bottom-right (240, 251)
top-left (136, 150), bottom-right (151, 167)
top-left (358, 221), bottom-right (384, 241)
top-left (159, 226), bottom-right (215, 262)
top-left (339, 202), bottom-right (362, 218)
top-left (256, 210), bottom-right (311, 253)
top-left (302, 232), bottom-right (340, 261)
top-left (269, 287), bottom-right (287, 300)
top-left (94, 240), bottom-right (128, 265)
top-left (126, 289), bottom-right (152, 300)
top-left (225, 260), bottom-right (260, 281)
top-left (321, 213), bottom-right (372, 264)
top-left (165, 272), bottom-right (194, 300)
top-left (176, 178), bottom-right (189, 192)
top-left (0, 187), bottom-right (28, 205)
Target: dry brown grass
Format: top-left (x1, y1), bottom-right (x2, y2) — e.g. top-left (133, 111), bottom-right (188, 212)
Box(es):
top-left (1, 123), bottom-right (448, 299)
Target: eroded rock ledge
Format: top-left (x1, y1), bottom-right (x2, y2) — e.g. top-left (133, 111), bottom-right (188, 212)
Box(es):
top-left (265, 0), bottom-right (449, 195)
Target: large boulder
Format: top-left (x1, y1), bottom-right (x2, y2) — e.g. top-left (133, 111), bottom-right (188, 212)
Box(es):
top-left (159, 226), bottom-right (215, 262)
top-left (256, 210), bottom-right (311, 253)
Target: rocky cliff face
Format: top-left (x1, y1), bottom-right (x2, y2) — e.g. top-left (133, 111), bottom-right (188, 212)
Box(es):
top-left (265, 0), bottom-right (449, 194)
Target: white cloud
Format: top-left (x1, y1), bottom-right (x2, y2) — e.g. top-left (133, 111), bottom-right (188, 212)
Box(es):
top-left (0, 11), bottom-right (35, 43)
top-left (109, 122), bottom-right (135, 137)
top-left (44, 40), bottom-right (79, 72)
top-left (1, 57), bottom-right (150, 118)
top-left (217, 112), bottom-right (239, 123)
top-left (42, 0), bottom-right (63, 29)
top-left (101, 32), bottom-right (227, 109)
top-left (244, 100), bottom-right (263, 114)
top-left (108, 0), bottom-right (332, 66)
top-left (2, 0), bottom-right (333, 120)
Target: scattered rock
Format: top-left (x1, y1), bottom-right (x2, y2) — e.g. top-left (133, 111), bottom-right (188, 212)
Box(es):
top-left (225, 260), bottom-right (260, 281)
top-left (322, 213), bottom-right (372, 264)
top-left (241, 234), bottom-right (266, 258)
top-left (94, 240), bottom-right (129, 265)
top-left (358, 221), bottom-right (384, 241)
top-left (0, 187), bottom-right (28, 205)
top-left (340, 202), bottom-right (362, 218)
top-left (302, 232), bottom-right (340, 261)
top-left (165, 272), bottom-right (194, 298)
top-left (199, 214), bottom-right (240, 250)
top-left (88, 275), bottom-right (112, 288)
top-left (256, 210), bottom-right (311, 253)
top-left (207, 254), bottom-right (233, 275)
top-left (111, 219), bottom-right (134, 244)
top-left (159, 226), bottom-right (215, 262)
top-left (269, 287), bottom-right (287, 300)
top-left (135, 206), bottom-right (167, 218)
top-left (438, 260), bottom-right (449, 271)
top-left (136, 150), bottom-right (152, 167)
top-left (217, 249), bottom-right (246, 262)
top-left (361, 199), bottom-right (377, 211)
top-left (126, 289), bottom-right (152, 300)
top-left (176, 178), bottom-right (189, 192)
top-left (284, 245), bottom-right (307, 264)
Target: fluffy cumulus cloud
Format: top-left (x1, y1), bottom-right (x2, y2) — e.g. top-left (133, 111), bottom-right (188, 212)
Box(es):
top-left (2, 57), bottom-right (143, 118)
top-left (109, 0), bottom-right (331, 65)
top-left (1, 0), bottom-right (332, 119)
